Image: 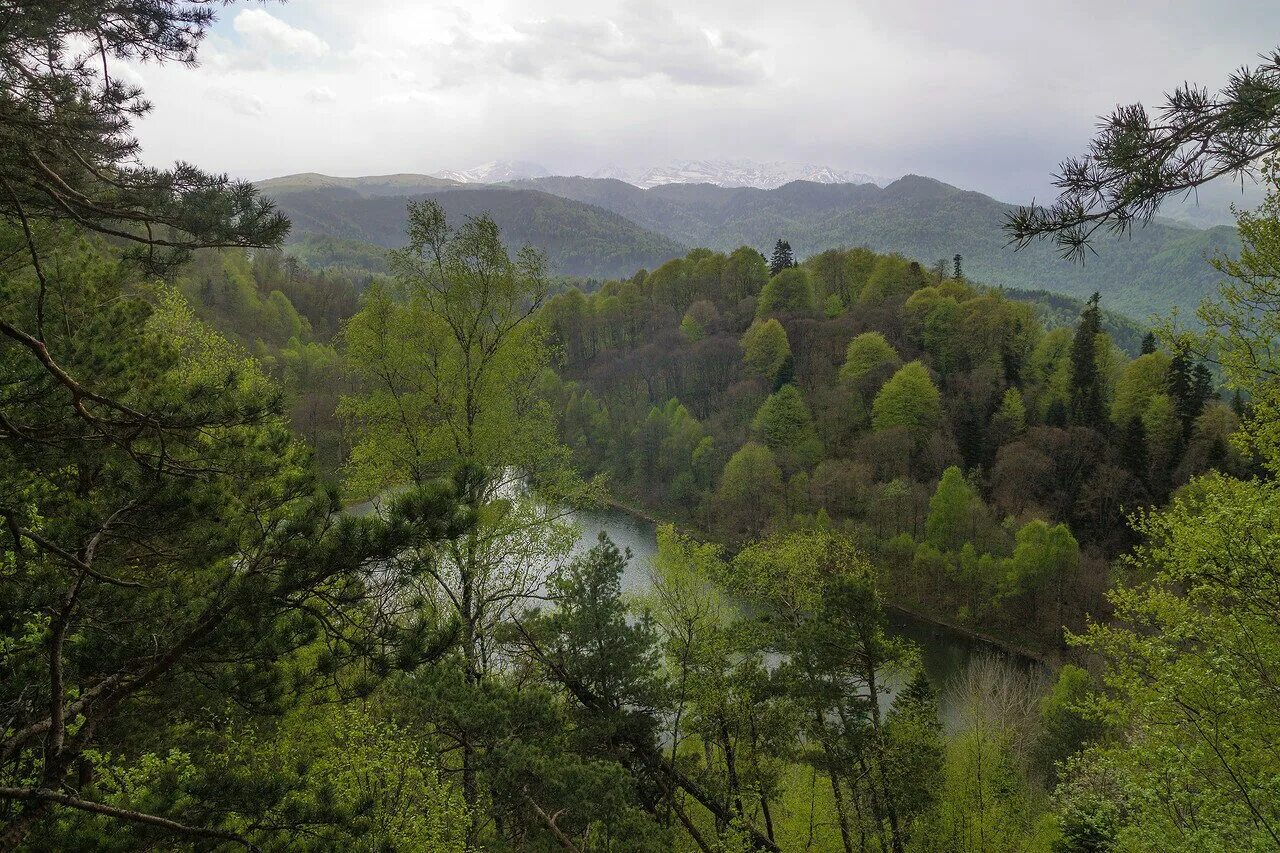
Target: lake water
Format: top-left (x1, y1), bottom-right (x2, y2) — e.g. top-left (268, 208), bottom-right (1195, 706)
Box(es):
top-left (569, 502), bottom-right (1044, 729)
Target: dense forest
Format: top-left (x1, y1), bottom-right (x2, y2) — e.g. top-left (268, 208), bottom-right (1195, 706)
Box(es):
top-left (539, 242), bottom-right (1243, 651)
top-left (4, 3), bottom-right (1280, 853)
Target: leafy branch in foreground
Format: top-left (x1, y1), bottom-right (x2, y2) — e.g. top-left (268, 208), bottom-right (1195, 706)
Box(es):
top-left (1004, 50), bottom-right (1280, 258)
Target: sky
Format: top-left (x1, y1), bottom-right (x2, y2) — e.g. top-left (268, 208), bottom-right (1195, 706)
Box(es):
top-left (124, 0), bottom-right (1280, 203)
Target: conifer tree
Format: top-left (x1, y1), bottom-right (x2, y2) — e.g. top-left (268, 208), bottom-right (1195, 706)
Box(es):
top-left (769, 239), bottom-right (796, 276)
top-left (1141, 332), bottom-right (1158, 354)
top-left (1068, 292), bottom-right (1105, 428)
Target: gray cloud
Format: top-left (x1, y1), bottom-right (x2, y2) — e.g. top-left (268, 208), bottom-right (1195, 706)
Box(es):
top-left (497, 2), bottom-right (766, 87)
top-left (205, 85), bottom-right (264, 116)
top-left (130, 0), bottom-right (1280, 204)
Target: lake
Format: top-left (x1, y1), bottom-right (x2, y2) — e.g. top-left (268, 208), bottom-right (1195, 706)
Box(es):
top-left (569, 502), bottom-right (1045, 729)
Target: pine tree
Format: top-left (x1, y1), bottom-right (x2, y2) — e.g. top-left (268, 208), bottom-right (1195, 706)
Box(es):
top-left (1141, 332), bottom-right (1157, 354)
top-left (1168, 349), bottom-right (1213, 435)
top-left (1121, 416), bottom-right (1149, 478)
top-left (1068, 292), bottom-right (1105, 428)
top-left (953, 253), bottom-right (964, 280)
top-left (769, 239), bottom-right (796, 276)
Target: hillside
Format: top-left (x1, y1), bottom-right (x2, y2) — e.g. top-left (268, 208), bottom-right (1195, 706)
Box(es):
top-left (264, 185), bottom-right (688, 279)
top-left (517, 174), bottom-right (1238, 319)
top-left (260, 171), bottom-right (1239, 319)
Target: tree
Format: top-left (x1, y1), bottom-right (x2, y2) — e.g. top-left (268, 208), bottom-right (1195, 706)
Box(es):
top-left (769, 239), bottom-right (796, 276)
top-left (1063, 474), bottom-right (1280, 851)
top-left (1005, 50), bottom-right (1280, 258)
top-left (723, 246), bottom-right (770, 302)
top-left (1111, 351), bottom-right (1173, 427)
top-left (0, 1), bottom-right (287, 275)
top-left (1033, 665), bottom-right (1102, 785)
top-left (340, 201), bottom-right (584, 840)
top-left (512, 535), bottom-right (672, 849)
top-left (991, 387), bottom-right (1028, 445)
top-left (1068, 293), bottom-right (1105, 428)
top-left (925, 467), bottom-right (980, 552)
top-left (757, 267), bottom-right (816, 317)
top-left (839, 332), bottom-right (900, 384)
top-left (1052, 152), bottom-right (1280, 853)
top-left (752, 385), bottom-right (823, 470)
top-left (0, 249), bottom-right (461, 848)
top-left (1005, 519), bottom-right (1080, 624)
top-left (872, 361), bottom-right (943, 442)
top-left (715, 443), bottom-right (784, 537)
top-left (1140, 332), bottom-right (1157, 354)
top-left (730, 531), bottom-right (938, 853)
top-left (741, 318), bottom-right (792, 382)
top-left (1167, 347), bottom-right (1213, 435)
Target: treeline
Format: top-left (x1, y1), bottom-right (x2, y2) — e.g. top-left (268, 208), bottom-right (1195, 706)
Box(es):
top-left (540, 244), bottom-right (1247, 649)
top-left (174, 247), bottom-right (370, 472)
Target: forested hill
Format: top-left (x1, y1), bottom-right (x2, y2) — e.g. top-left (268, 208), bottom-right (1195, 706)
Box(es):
top-left (261, 184), bottom-right (688, 279)
top-left (260, 170), bottom-right (1237, 319)
top-left (513, 174), bottom-right (1239, 319)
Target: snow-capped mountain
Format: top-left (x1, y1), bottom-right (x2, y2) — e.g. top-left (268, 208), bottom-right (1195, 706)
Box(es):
top-left (431, 159), bottom-right (891, 190)
top-left (591, 160), bottom-right (890, 190)
top-left (431, 160), bottom-right (551, 184)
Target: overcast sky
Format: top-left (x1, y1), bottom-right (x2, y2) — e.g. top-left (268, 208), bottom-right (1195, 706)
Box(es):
top-left (126, 0), bottom-right (1280, 202)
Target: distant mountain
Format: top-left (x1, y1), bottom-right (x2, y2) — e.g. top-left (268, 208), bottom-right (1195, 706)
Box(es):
top-left (591, 159), bottom-right (888, 190)
top-left (1155, 172), bottom-right (1264, 228)
top-left (258, 170), bottom-right (1238, 318)
top-left (431, 160), bottom-right (551, 184)
top-left (257, 172), bottom-right (462, 197)
top-left (515, 174), bottom-right (1237, 319)
top-left (262, 184), bottom-right (686, 279)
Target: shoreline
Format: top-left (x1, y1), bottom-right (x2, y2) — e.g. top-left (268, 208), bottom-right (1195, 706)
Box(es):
top-left (593, 490), bottom-right (1060, 668)
top-left (884, 600), bottom-right (1057, 666)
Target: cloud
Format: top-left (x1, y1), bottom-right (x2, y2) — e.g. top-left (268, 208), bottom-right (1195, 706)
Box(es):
top-left (233, 9), bottom-right (330, 59)
top-left (305, 86), bottom-right (337, 104)
top-left (494, 2), bottom-right (766, 87)
top-left (376, 90), bottom-right (435, 105)
top-left (206, 86), bottom-right (264, 117)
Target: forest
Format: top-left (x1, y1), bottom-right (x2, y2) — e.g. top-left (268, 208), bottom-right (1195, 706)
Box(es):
top-left (3, 3), bottom-right (1280, 852)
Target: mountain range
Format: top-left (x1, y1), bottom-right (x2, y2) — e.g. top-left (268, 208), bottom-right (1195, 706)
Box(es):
top-left (418, 159), bottom-right (888, 191)
top-left (257, 171), bottom-right (1240, 319)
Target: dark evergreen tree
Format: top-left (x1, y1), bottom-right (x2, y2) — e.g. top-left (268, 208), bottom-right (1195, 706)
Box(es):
top-left (953, 253), bottom-right (964, 280)
top-left (1141, 332), bottom-right (1158, 354)
top-left (1068, 292), bottom-right (1105, 428)
top-left (1120, 416), bottom-right (1148, 479)
top-left (1168, 349), bottom-right (1213, 435)
top-left (769, 239), bottom-right (796, 276)
top-left (1232, 389), bottom-right (1248, 418)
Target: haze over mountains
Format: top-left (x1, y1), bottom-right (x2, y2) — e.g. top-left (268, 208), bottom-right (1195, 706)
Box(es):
top-left (258, 168), bottom-right (1239, 319)
top-left (423, 159), bottom-right (888, 190)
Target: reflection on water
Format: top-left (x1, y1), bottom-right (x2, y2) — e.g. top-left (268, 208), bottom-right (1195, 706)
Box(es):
top-left (568, 502), bottom-right (1045, 731)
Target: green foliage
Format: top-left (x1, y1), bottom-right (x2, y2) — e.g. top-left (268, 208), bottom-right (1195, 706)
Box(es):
top-left (715, 443), bottom-right (784, 538)
top-left (993, 388), bottom-right (1028, 440)
top-left (1033, 665), bottom-right (1102, 784)
top-left (926, 467), bottom-right (980, 552)
top-left (751, 385), bottom-right (823, 469)
top-left (741, 318), bottom-right (792, 382)
top-left (1069, 294), bottom-right (1106, 428)
top-left (872, 361), bottom-right (943, 439)
top-left (1111, 351), bottom-right (1173, 427)
top-left (341, 200), bottom-right (566, 494)
top-left (840, 331), bottom-right (901, 384)
top-left (1006, 520), bottom-right (1080, 601)
top-left (1065, 474), bottom-right (1280, 851)
top-left (757, 266), bottom-right (817, 316)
